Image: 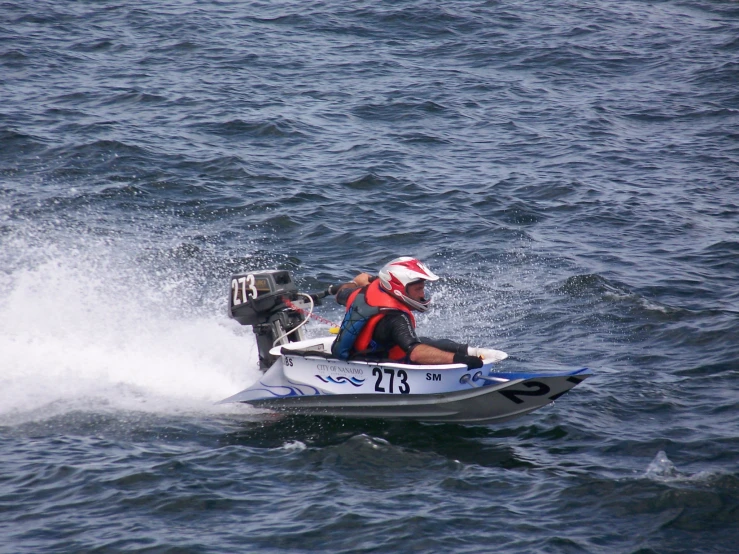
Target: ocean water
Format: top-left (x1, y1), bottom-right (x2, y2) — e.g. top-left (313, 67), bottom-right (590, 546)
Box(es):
top-left (1, 0), bottom-right (738, 552)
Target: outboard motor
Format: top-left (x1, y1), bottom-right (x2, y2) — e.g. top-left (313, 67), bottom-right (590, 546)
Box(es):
top-left (229, 270), bottom-right (310, 370)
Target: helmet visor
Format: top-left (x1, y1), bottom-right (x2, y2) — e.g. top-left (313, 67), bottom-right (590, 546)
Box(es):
top-left (405, 280), bottom-right (432, 308)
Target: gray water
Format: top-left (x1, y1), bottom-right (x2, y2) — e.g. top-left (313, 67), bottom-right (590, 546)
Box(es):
top-left (1, 1), bottom-right (738, 552)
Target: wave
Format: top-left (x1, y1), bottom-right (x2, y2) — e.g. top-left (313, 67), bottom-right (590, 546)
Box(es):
top-left (352, 100), bottom-right (452, 122)
top-left (196, 118), bottom-right (311, 139)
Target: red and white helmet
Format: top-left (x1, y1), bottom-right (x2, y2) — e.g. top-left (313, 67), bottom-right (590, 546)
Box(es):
top-left (378, 257), bottom-right (439, 312)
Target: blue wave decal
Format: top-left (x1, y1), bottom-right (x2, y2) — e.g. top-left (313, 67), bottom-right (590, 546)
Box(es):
top-left (286, 378), bottom-right (322, 396)
top-left (255, 381), bottom-right (301, 397)
top-left (252, 379), bottom-right (325, 397)
top-left (315, 375), bottom-right (365, 387)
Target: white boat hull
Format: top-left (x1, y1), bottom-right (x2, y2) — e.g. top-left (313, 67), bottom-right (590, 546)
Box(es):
top-left (218, 337), bottom-right (592, 424)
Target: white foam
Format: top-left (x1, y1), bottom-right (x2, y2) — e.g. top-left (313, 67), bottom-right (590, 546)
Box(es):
top-left (0, 229), bottom-right (260, 423)
top-left (644, 450), bottom-right (679, 479)
top-left (280, 440), bottom-right (307, 451)
top-left (643, 450), bottom-right (730, 486)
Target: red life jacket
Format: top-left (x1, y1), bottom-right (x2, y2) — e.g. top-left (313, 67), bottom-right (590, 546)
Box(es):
top-left (345, 280), bottom-right (416, 361)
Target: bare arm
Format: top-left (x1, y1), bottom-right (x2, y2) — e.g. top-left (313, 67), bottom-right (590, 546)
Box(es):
top-left (334, 272), bottom-right (375, 297)
top-left (409, 343), bottom-right (455, 365)
top-left (382, 313), bottom-right (473, 367)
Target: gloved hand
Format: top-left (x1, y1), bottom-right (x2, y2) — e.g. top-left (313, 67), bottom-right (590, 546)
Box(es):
top-left (453, 352), bottom-right (484, 369)
top-left (468, 347), bottom-right (508, 362)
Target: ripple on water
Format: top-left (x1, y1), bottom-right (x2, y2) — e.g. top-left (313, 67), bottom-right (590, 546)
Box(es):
top-left (1, 0), bottom-right (738, 552)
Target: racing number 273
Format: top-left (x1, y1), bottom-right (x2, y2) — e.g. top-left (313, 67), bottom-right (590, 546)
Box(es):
top-left (372, 367), bottom-right (410, 394)
top-left (231, 274), bottom-right (258, 306)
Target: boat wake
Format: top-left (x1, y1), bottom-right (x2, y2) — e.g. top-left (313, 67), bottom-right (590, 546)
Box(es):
top-left (0, 229), bottom-right (258, 425)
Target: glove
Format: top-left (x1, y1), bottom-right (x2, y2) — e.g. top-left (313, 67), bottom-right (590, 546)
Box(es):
top-left (468, 347), bottom-right (508, 362)
top-left (453, 352), bottom-right (484, 369)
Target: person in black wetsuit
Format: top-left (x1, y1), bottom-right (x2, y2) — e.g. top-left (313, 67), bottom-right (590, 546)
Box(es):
top-left (331, 257), bottom-right (506, 368)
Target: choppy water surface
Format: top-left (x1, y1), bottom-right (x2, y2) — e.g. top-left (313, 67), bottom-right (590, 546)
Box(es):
top-left (1, 1), bottom-right (738, 552)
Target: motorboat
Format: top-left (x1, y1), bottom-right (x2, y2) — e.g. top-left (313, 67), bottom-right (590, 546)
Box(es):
top-left (218, 270), bottom-right (592, 424)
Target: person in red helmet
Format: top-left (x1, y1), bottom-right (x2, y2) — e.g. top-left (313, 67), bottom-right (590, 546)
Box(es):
top-left (330, 257), bottom-right (506, 368)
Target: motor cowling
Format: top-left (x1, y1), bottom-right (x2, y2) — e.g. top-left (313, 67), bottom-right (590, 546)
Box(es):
top-left (229, 270), bottom-right (308, 370)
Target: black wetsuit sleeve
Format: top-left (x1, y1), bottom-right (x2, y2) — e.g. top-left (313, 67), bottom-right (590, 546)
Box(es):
top-left (418, 337), bottom-right (468, 356)
top-left (336, 286), bottom-right (358, 307)
top-left (374, 311), bottom-right (422, 354)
